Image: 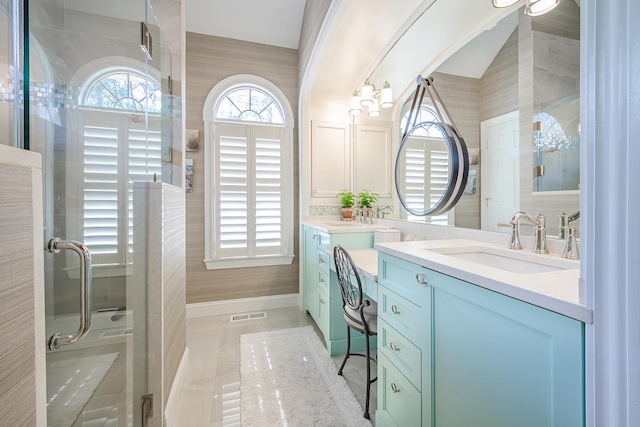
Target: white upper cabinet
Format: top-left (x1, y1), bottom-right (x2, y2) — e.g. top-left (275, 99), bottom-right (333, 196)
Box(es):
top-left (311, 121), bottom-right (351, 198)
top-left (355, 124), bottom-right (392, 198)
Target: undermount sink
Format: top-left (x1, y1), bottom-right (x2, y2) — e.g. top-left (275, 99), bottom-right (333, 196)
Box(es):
top-left (425, 245), bottom-right (579, 274)
top-left (319, 221), bottom-right (388, 228)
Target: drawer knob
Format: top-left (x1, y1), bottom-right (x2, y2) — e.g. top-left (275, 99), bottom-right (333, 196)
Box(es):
top-left (391, 305), bottom-right (400, 315)
top-left (319, 256), bottom-right (325, 263)
top-left (390, 382), bottom-right (400, 393)
top-left (389, 342), bottom-right (400, 352)
top-left (319, 278), bottom-right (325, 283)
top-left (320, 298), bottom-right (326, 304)
top-left (415, 273), bottom-right (429, 286)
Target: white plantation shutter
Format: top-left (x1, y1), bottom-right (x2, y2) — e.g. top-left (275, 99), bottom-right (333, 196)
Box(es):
top-left (255, 127), bottom-right (283, 254)
top-left (127, 125), bottom-right (162, 255)
top-left (405, 147), bottom-right (426, 220)
top-left (404, 138), bottom-right (452, 225)
top-left (213, 123), bottom-right (287, 261)
top-left (82, 115), bottom-right (161, 265)
top-left (429, 148), bottom-right (451, 225)
top-left (83, 125), bottom-right (121, 264)
top-left (218, 128), bottom-right (249, 255)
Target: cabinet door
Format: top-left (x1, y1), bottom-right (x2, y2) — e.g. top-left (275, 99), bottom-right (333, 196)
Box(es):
top-left (310, 121), bottom-right (350, 198)
top-left (355, 124), bottom-right (392, 198)
top-left (377, 351), bottom-right (422, 427)
top-left (431, 274), bottom-right (584, 427)
top-left (303, 226), bottom-right (317, 316)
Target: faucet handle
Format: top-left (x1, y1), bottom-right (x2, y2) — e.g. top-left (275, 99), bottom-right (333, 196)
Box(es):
top-left (562, 227), bottom-right (580, 259)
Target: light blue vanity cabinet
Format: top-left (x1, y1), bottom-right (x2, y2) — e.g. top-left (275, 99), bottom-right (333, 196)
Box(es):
top-left (376, 252), bottom-right (585, 427)
top-left (376, 253), bottom-right (431, 427)
top-left (302, 224), bottom-right (375, 355)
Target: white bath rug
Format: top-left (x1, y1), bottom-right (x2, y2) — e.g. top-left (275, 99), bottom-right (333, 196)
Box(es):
top-left (240, 326), bottom-right (372, 427)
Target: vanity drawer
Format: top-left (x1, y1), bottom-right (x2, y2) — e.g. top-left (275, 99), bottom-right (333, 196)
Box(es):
top-left (378, 317), bottom-right (422, 391)
top-left (317, 289), bottom-right (330, 333)
top-left (378, 351), bottom-right (421, 427)
top-left (317, 269), bottom-right (330, 294)
top-left (378, 283), bottom-right (425, 346)
top-left (378, 253), bottom-right (430, 307)
top-left (317, 250), bottom-right (331, 273)
top-left (317, 231), bottom-right (331, 252)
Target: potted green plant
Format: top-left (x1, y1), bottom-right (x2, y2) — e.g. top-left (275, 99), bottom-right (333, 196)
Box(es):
top-left (358, 189), bottom-right (379, 210)
top-left (336, 190), bottom-right (355, 220)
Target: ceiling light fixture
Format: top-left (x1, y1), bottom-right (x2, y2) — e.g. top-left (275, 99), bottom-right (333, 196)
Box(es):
top-left (349, 80), bottom-right (394, 116)
top-left (492, 0), bottom-right (519, 7)
top-left (524, 0), bottom-right (562, 16)
top-left (491, 0), bottom-right (563, 16)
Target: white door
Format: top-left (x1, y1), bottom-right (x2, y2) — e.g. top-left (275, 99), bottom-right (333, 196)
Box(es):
top-left (481, 111), bottom-right (520, 232)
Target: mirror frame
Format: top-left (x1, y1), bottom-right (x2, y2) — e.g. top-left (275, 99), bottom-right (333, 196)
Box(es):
top-left (395, 121), bottom-right (470, 216)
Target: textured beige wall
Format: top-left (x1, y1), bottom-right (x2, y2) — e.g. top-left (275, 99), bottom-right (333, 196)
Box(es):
top-left (162, 187), bottom-right (186, 407)
top-left (185, 33), bottom-right (299, 303)
top-left (429, 72), bottom-right (482, 230)
top-left (481, 29), bottom-right (519, 122)
top-left (0, 147), bottom-right (45, 426)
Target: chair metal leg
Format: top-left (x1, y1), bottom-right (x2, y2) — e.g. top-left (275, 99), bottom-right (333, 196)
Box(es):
top-left (364, 333), bottom-right (371, 419)
top-left (338, 325), bottom-right (350, 376)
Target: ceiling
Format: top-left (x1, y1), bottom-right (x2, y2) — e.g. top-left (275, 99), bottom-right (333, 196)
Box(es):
top-left (185, 0), bottom-right (307, 49)
top-left (183, 0), bottom-right (523, 108)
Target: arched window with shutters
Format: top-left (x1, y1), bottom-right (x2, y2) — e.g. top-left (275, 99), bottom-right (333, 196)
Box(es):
top-left (79, 67), bottom-right (162, 265)
top-left (203, 75), bottom-right (294, 269)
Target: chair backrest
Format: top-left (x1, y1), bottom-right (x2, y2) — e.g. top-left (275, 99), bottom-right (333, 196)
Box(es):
top-left (333, 245), bottom-right (364, 311)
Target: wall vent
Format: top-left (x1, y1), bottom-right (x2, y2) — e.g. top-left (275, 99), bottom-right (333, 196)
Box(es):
top-left (230, 312), bottom-right (267, 323)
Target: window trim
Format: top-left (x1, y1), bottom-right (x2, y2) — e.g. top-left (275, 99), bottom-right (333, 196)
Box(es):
top-left (202, 75), bottom-right (295, 270)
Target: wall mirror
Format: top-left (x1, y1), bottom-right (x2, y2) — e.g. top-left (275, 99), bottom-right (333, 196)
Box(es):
top-left (395, 120), bottom-right (469, 218)
top-left (393, 1), bottom-right (581, 237)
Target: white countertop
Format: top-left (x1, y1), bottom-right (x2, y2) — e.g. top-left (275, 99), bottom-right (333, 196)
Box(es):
top-left (302, 218), bottom-right (390, 234)
top-left (375, 239), bottom-right (592, 324)
top-left (347, 248), bottom-right (378, 281)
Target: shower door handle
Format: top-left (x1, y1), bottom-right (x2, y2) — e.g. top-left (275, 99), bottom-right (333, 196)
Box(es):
top-left (46, 238), bottom-right (92, 350)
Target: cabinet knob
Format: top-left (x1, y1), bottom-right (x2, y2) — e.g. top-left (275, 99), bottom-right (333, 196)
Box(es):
top-left (389, 342), bottom-right (400, 352)
top-left (415, 273), bottom-right (429, 286)
top-left (313, 234), bottom-right (316, 240)
top-left (391, 305), bottom-right (400, 315)
top-left (390, 382), bottom-right (400, 393)
top-left (320, 298), bottom-right (326, 304)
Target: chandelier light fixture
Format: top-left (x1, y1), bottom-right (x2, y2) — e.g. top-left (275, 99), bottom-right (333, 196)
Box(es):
top-left (492, 0), bottom-right (563, 16)
top-left (349, 80), bottom-right (394, 116)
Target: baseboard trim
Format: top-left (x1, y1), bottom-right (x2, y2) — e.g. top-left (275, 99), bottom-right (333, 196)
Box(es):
top-left (186, 293), bottom-right (299, 319)
top-left (164, 347), bottom-right (190, 427)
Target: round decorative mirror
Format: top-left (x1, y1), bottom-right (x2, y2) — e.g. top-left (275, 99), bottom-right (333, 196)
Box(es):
top-left (395, 121), bottom-right (470, 216)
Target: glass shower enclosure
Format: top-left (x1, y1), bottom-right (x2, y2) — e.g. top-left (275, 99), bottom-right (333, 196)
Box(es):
top-left (2, 0), bottom-right (176, 425)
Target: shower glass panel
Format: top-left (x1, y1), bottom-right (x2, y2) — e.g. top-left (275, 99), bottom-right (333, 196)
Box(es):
top-left (0, 0), bottom-right (20, 148)
top-left (27, 0), bottom-right (157, 425)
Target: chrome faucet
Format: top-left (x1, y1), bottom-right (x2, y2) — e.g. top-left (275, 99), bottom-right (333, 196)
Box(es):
top-left (499, 212), bottom-right (549, 253)
top-left (559, 210), bottom-right (580, 240)
top-left (353, 207), bottom-right (364, 222)
top-left (375, 205), bottom-right (392, 219)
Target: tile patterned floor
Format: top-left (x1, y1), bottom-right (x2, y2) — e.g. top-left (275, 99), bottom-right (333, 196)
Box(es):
top-left (175, 307), bottom-right (377, 426)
